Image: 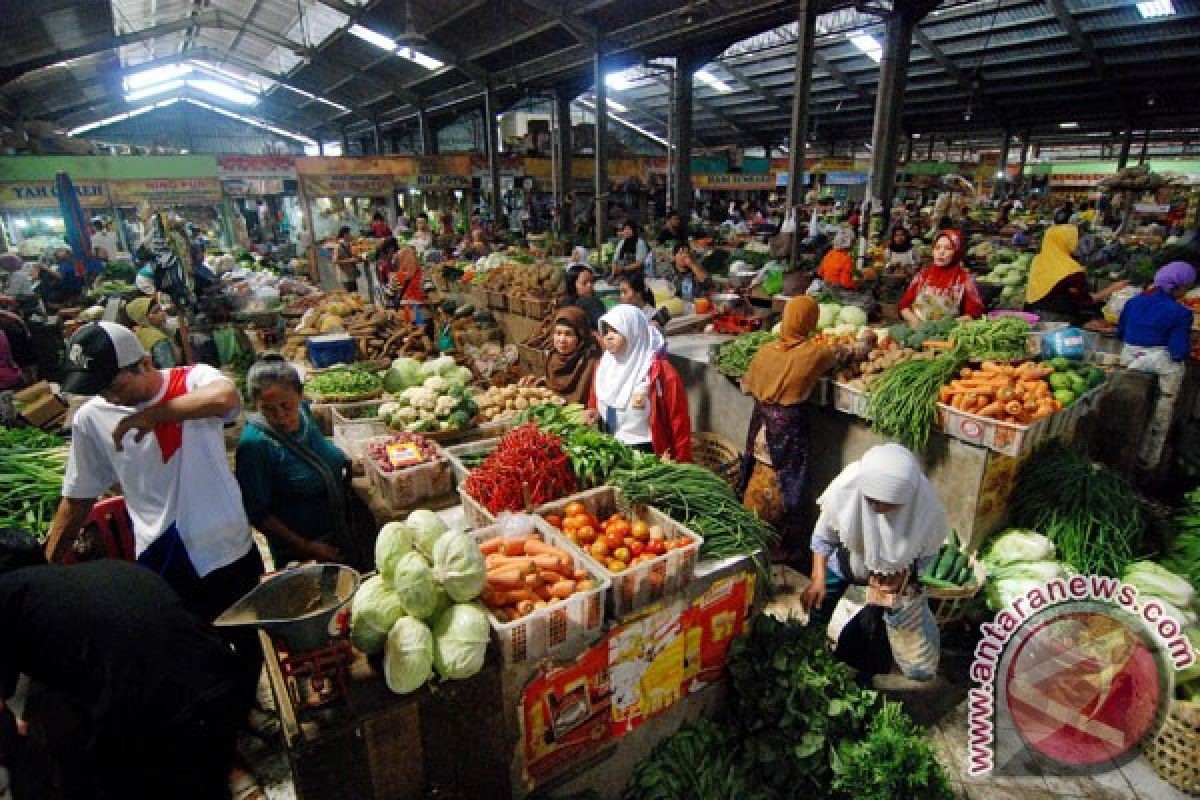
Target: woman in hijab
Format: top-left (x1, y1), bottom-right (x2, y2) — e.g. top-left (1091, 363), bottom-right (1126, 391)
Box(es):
top-left (884, 225), bottom-right (919, 274)
top-left (801, 443), bottom-right (947, 682)
top-left (1025, 223), bottom-right (1127, 322)
top-left (898, 228), bottom-right (985, 326)
top-left (541, 307), bottom-right (602, 405)
top-left (737, 297), bottom-right (837, 560)
top-left (1118, 260), bottom-right (1198, 468)
top-left (589, 305), bottom-right (691, 461)
top-left (818, 227), bottom-right (858, 290)
top-left (125, 297), bottom-right (178, 368)
top-left (0, 329), bottom-right (23, 389)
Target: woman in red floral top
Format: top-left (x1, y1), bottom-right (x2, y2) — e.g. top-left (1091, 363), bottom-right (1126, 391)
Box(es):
top-left (898, 229), bottom-right (985, 327)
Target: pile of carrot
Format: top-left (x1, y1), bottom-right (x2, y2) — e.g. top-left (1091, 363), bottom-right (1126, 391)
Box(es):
top-left (937, 360), bottom-right (1063, 424)
top-left (479, 533), bottom-right (597, 621)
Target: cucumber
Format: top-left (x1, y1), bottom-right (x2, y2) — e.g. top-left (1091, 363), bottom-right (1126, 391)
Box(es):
top-left (947, 551), bottom-right (968, 584)
top-left (953, 559), bottom-right (973, 586)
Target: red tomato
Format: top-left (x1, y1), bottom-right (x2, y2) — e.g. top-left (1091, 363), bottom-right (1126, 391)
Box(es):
top-left (578, 526), bottom-right (596, 544)
top-left (545, 514), bottom-right (564, 529)
top-left (565, 501), bottom-right (586, 517)
top-left (605, 533), bottom-right (623, 551)
top-left (628, 541), bottom-right (645, 557)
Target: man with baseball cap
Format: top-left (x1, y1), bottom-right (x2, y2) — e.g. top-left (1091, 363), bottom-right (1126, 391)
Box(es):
top-left (47, 321), bottom-right (263, 695)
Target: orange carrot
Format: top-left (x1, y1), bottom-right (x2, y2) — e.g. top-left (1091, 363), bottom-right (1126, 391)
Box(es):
top-left (480, 538), bottom-right (504, 556)
top-left (501, 536), bottom-right (534, 556)
top-left (547, 580), bottom-right (577, 599)
top-left (531, 553), bottom-right (570, 572)
top-left (523, 539), bottom-right (573, 563)
top-left (487, 567), bottom-right (530, 589)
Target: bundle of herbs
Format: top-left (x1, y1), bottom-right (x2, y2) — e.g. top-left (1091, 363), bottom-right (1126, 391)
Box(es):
top-left (1009, 441), bottom-right (1144, 577)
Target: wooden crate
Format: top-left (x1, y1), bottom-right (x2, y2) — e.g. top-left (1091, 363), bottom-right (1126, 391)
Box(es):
top-left (263, 634), bottom-right (511, 800)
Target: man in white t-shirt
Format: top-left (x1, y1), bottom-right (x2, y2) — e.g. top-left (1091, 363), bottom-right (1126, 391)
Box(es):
top-left (45, 322), bottom-right (263, 626)
top-left (90, 219), bottom-right (121, 261)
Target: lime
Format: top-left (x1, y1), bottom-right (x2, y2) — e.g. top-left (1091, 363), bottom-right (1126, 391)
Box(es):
top-left (1048, 373), bottom-right (1073, 391)
top-left (1054, 389), bottom-right (1076, 406)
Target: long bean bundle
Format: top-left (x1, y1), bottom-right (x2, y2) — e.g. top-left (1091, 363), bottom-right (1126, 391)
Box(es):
top-left (866, 351), bottom-right (963, 452)
top-left (1010, 441), bottom-right (1144, 577)
top-left (948, 317), bottom-right (1031, 360)
top-left (609, 459), bottom-right (777, 560)
top-left (0, 445), bottom-right (69, 539)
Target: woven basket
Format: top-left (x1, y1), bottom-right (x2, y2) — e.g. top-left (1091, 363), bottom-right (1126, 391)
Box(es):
top-left (923, 554), bottom-right (987, 627)
top-left (692, 432), bottom-right (741, 490)
top-left (1144, 698), bottom-right (1200, 796)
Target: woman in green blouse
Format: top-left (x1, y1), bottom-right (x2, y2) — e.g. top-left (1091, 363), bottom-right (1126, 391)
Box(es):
top-left (235, 355), bottom-right (351, 568)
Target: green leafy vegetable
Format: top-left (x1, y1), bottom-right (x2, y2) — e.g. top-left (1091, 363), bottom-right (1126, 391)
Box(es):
top-left (713, 331), bottom-right (779, 378)
top-left (831, 701), bottom-right (957, 800)
top-left (947, 317), bottom-right (1031, 361)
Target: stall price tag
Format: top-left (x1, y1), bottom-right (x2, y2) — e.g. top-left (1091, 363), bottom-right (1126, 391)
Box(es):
top-left (386, 442), bottom-right (424, 468)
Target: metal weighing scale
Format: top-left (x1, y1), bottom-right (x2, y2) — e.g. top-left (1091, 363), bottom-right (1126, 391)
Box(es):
top-left (216, 563), bottom-right (361, 710)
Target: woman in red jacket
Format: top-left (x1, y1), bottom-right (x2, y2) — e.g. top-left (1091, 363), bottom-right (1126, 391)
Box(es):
top-left (589, 305), bottom-right (692, 462)
top-left (898, 228), bottom-right (985, 326)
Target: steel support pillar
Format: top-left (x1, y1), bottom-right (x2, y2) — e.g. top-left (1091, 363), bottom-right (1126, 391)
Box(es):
top-left (867, 6), bottom-right (924, 232)
top-left (786, 0), bottom-right (818, 269)
top-left (556, 90), bottom-right (573, 234)
top-left (594, 47), bottom-right (608, 258)
top-left (995, 128), bottom-right (1012, 200)
top-left (1139, 127), bottom-right (1151, 165)
top-left (672, 52), bottom-right (695, 221)
top-left (418, 111), bottom-right (437, 155)
top-left (1014, 133), bottom-right (1030, 198)
top-left (1117, 128), bottom-right (1134, 169)
top-left (484, 88), bottom-right (502, 226)
top-left (373, 118), bottom-right (383, 154)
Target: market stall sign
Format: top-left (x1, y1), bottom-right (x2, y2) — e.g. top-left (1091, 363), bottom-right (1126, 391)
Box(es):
top-left (1049, 173), bottom-right (1107, 187)
top-left (520, 571), bottom-right (755, 786)
top-left (108, 178), bottom-right (221, 205)
top-left (216, 155), bottom-right (297, 182)
top-left (302, 174), bottom-right (393, 197)
top-left (0, 180), bottom-right (109, 209)
top-left (693, 173), bottom-right (777, 190)
top-left (294, 156), bottom-right (418, 176)
top-left (825, 171), bottom-right (869, 185)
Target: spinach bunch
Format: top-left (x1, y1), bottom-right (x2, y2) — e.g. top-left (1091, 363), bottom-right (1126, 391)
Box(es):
top-left (726, 615), bottom-right (879, 796)
top-left (831, 701), bottom-right (957, 800)
top-left (622, 719), bottom-right (771, 800)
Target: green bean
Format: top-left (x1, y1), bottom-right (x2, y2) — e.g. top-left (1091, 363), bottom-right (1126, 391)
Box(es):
top-left (866, 351), bottom-right (963, 452)
top-left (948, 317), bottom-right (1031, 360)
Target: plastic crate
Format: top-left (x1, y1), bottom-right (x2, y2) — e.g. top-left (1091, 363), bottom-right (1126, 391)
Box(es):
top-left (832, 381), bottom-right (870, 418)
top-left (536, 487), bottom-right (703, 620)
top-left (444, 437), bottom-right (500, 485)
top-left (306, 334), bottom-right (357, 368)
top-left (332, 416), bottom-right (389, 471)
top-left (362, 436), bottom-right (454, 510)
top-left (459, 486), bottom-right (495, 528)
top-left (311, 398), bottom-right (382, 436)
top-left (467, 515), bottom-right (610, 664)
top-left (936, 383), bottom-right (1106, 457)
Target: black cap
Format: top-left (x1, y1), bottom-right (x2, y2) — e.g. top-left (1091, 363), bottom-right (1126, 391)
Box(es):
top-left (60, 321), bottom-right (146, 395)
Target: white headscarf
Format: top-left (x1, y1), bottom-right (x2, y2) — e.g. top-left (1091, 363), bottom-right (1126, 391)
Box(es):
top-left (815, 444), bottom-right (947, 577)
top-left (594, 304), bottom-right (665, 411)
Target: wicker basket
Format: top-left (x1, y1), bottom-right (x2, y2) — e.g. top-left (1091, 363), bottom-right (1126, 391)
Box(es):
top-left (692, 432), bottom-right (742, 490)
top-left (923, 548), bottom-right (987, 627)
top-left (1144, 698), bottom-right (1200, 796)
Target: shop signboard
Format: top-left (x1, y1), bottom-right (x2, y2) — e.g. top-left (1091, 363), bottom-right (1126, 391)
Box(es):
top-left (1048, 173), bottom-right (1106, 187)
top-left (410, 174), bottom-right (474, 189)
top-left (520, 572), bottom-right (755, 786)
top-left (216, 155), bottom-right (297, 182)
top-left (693, 173), bottom-right (776, 190)
top-left (0, 180), bottom-right (109, 209)
top-left (825, 171), bottom-right (868, 185)
top-left (294, 156), bottom-right (414, 176)
top-left (301, 174), bottom-right (393, 197)
top-left (108, 177), bottom-right (222, 206)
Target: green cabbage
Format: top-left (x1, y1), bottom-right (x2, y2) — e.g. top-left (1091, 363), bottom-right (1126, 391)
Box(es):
top-left (445, 366), bottom-right (474, 387)
top-left (836, 306), bottom-right (868, 328)
top-left (986, 578), bottom-right (1046, 611)
top-left (989, 560), bottom-right (1067, 584)
top-left (431, 603), bottom-right (490, 680)
top-left (384, 357), bottom-right (424, 393)
top-left (390, 551), bottom-right (439, 619)
top-left (817, 302), bottom-right (840, 330)
top-left (408, 509), bottom-right (448, 558)
top-left (1122, 561), bottom-right (1196, 609)
top-left (432, 530), bottom-right (487, 603)
top-left (350, 575), bottom-right (406, 655)
top-left (1178, 627), bottom-right (1200, 687)
top-left (383, 616), bottom-right (434, 694)
top-left (375, 522), bottom-right (414, 582)
top-left (982, 529), bottom-right (1056, 570)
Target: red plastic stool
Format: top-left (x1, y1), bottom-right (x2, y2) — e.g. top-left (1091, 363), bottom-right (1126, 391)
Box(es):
top-left (71, 496), bottom-right (136, 563)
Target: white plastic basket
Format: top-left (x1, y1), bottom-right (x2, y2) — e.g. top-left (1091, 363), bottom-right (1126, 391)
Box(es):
top-left (468, 515), bottom-right (610, 664)
top-left (936, 383), bottom-right (1107, 457)
top-left (363, 436), bottom-right (453, 510)
top-left (459, 486), bottom-right (495, 528)
top-left (535, 487), bottom-right (703, 620)
top-left (444, 437), bottom-right (500, 485)
top-left (832, 381), bottom-right (870, 418)
top-left (331, 413), bottom-right (389, 471)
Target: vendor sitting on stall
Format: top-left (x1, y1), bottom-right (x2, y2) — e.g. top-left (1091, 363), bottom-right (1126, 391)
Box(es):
top-left (618, 272), bottom-right (667, 328)
top-left (738, 296), bottom-right (837, 564)
top-left (818, 228), bottom-right (859, 290)
top-left (668, 242), bottom-right (712, 302)
top-left (1025, 223), bottom-right (1127, 323)
top-left (898, 229), bottom-right (985, 326)
top-left (589, 305), bottom-right (691, 461)
top-left (801, 443), bottom-right (946, 685)
top-left (884, 225), bottom-right (920, 275)
top-left (411, 213), bottom-right (434, 252)
top-left (1117, 260), bottom-right (1197, 469)
top-left (125, 297), bottom-right (179, 369)
top-left (611, 222), bottom-right (650, 280)
top-left (377, 238), bottom-right (427, 309)
top-left (334, 226), bottom-right (359, 292)
top-left (562, 263), bottom-right (607, 333)
top-left (235, 355), bottom-right (351, 568)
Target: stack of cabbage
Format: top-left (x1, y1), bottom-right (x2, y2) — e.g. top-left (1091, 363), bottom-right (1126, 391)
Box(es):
top-left (350, 509), bottom-right (491, 694)
top-left (1122, 561), bottom-right (1200, 700)
top-left (816, 302), bottom-right (869, 336)
top-left (982, 529), bottom-right (1068, 611)
top-left (978, 251), bottom-right (1033, 308)
top-left (379, 356), bottom-right (479, 434)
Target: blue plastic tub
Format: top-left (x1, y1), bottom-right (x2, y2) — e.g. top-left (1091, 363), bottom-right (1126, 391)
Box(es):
top-left (307, 334), bottom-right (357, 368)
top-left (1040, 326), bottom-right (1087, 359)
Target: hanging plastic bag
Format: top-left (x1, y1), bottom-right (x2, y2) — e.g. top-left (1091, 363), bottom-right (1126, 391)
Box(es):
top-left (780, 209), bottom-right (797, 234)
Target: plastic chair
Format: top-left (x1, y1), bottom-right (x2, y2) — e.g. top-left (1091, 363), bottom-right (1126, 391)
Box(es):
top-left (66, 496), bottom-right (135, 563)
